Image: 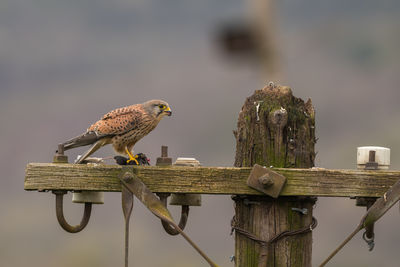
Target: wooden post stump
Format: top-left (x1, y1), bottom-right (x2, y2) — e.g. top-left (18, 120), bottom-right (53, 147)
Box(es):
top-left (233, 83), bottom-right (316, 267)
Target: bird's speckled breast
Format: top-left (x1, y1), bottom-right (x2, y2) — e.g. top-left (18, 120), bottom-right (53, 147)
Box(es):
top-left (111, 116), bottom-right (160, 154)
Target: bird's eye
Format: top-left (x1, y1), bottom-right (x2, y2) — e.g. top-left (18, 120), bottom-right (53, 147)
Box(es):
top-left (159, 104), bottom-right (166, 109)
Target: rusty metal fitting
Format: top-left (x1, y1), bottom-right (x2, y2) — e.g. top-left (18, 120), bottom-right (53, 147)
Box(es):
top-left (357, 150), bottom-right (378, 244)
top-left (365, 151), bottom-right (379, 170)
top-left (156, 146), bottom-right (172, 166)
top-left (258, 174), bottom-right (274, 188)
top-left (362, 231), bottom-right (375, 251)
top-left (53, 190), bottom-right (92, 233)
top-left (268, 107), bottom-right (288, 127)
top-left (53, 144), bottom-right (68, 163)
top-left (52, 144), bottom-right (95, 233)
top-left (157, 193), bottom-right (189, 236)
top-left (247, 164), bottom-right (287, 198)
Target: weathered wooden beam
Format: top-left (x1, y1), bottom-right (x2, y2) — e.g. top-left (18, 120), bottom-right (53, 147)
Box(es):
top-left (25, 163), bottom-right (400, 197)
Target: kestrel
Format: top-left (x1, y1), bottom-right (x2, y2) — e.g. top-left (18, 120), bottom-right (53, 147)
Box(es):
top-left (61, 100), bottom-right (172, 164)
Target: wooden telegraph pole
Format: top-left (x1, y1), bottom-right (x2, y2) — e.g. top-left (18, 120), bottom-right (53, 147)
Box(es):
top-left (233, 83), bottom-right (316, 266)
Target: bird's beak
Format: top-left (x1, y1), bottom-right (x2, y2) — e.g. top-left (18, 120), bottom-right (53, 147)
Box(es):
top-left (164, 107), bottom-right (172, 116)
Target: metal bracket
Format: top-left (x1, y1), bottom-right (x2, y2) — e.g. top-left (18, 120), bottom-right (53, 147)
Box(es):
top-left (320, 172), bottom-right (400, 266)
top-left (247, 164), bottom-right (287, 198)
top-left (119, 171), bottom-right (219, 267)
top-left (157, 193), bottom-right (189, 236)
top-left (53, 190), bottom-right (92, 233)
top-left (52, 145), bottom-right (93, 233)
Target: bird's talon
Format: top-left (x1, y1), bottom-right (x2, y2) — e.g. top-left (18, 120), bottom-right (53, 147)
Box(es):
top-left (127, 157), bottom-right (139, 165)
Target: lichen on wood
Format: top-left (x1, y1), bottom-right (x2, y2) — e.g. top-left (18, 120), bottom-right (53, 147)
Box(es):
top-left (234, 83), bottom-right (315, 169)
top-left (233, 83), bottom-right (316, 267)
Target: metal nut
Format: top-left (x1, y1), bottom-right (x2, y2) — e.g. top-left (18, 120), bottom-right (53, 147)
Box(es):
top-left (258, 174), bottom-right (274, 188)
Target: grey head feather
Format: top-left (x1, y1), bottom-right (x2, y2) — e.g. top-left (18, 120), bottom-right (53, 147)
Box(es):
top-left (142, 99), bottom-right (171, 118)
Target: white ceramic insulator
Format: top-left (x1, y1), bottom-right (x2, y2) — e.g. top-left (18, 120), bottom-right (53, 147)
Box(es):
top-left (72, 191), bottom-right (104, 204)
top-left (173, 157), bottom-right (201, 167)
top-left (357, 146), bottom-right (390, 170)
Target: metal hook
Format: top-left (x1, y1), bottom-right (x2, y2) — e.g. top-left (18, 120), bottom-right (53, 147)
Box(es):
top-left (157, 193), bottom-right (189, 235)
top-left (53, 190), bottom-right (92, 233)
top-left (362, 231), bottom-right (375, 251)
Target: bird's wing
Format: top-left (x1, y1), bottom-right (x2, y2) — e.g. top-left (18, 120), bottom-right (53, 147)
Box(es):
top-left (101, 105), bottom-right (135, 120)
top-left (62, 131), bottom-right (101, 150)
top-left (88, 105), bottom-right (145, 136)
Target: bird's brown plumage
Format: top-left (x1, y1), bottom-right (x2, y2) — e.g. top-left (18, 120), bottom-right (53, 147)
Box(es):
top-left (61, 100), bottom-right (172, 163)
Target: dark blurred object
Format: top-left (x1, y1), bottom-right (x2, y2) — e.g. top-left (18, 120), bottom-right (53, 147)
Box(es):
top-left (216, 23), bottom-right (258, 57)
top-left (114, 153), bottom-right (150, 165)
top-left (215, 0), bottom-right (281, 81)
top-left (215, 19), bottom-right (282, 81)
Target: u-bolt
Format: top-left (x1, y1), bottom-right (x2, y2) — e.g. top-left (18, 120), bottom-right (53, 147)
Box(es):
top-left (53, 190), bottom-right (92, 233)
top-left (157, 193), bottom-right (189, 235)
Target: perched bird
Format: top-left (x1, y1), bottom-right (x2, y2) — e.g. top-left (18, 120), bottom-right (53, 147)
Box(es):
top-left (60, 100), bottom-right (172, 164)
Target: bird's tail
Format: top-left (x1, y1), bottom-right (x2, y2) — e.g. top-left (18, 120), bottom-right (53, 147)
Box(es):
top-left (75, 139), bottom-right (106, 164)
top-left (62, 131), bottom-right (100, 151)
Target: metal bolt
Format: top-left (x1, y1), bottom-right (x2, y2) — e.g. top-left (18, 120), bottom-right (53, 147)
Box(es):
top-left (122, 172), bottom-right (134, 183)
top-left (291, 207), bottom-right (308, 215)
top-left (369, 150), bottom-right (375, 162)
top-left (156, 146), bottom-right (172, 166)
top-left (53, 144), bottom-right (68, 163)
top-left (258, 174), bottom-right (274, 188)
top-left (269, 107), bottom-right (288, 127)
top-left (365, 150), bottom-right (378, 170)
top-left (161, 145), bottom-right (168, 157)
top-left (57, 144), bottom-right (64, 155)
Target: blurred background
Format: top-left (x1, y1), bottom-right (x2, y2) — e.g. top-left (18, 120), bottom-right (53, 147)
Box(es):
top-left (1, 0), bottom-right (400, 266)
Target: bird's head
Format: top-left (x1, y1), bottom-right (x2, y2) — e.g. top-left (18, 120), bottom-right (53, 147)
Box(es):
top-left (143, 100), bottom-right (172, 118)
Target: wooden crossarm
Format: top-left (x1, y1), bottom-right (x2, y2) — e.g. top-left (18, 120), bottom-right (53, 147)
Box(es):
top-left (24, 163), bottom-right (400, 197)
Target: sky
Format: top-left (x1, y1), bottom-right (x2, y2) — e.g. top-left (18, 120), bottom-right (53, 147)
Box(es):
top-left (1, 0), bottom-right (400, 266)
